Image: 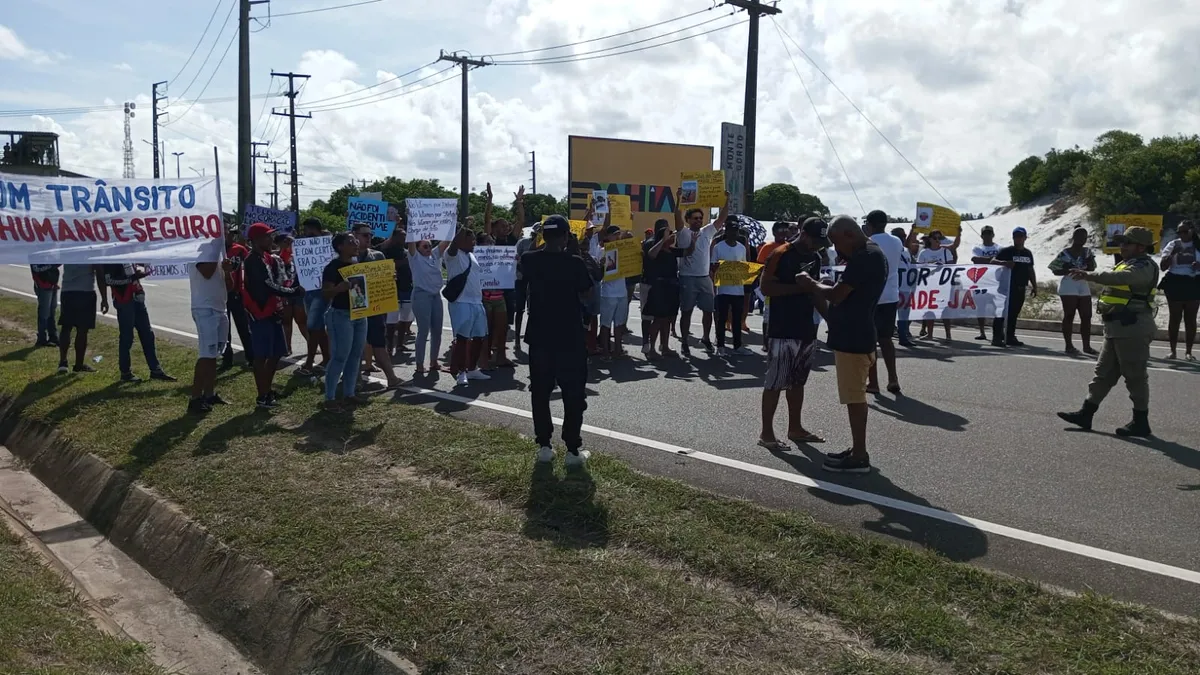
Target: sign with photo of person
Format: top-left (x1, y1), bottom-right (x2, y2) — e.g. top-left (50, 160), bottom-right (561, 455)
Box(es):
top-left (338, 258), bottom-right (398, 320)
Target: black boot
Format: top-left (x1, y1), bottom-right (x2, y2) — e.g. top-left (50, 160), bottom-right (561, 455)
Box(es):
top-left (1057, 400), bottom-right (1099, 431)
top-left (1115, 409), bottom-right (1152, 438)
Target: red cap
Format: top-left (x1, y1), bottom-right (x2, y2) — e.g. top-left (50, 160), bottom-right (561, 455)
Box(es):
top-left (247, 222), bottom-right (275, 240)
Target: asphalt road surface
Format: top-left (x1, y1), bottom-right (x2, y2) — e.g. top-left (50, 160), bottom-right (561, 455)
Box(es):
top-left (3, 264), bottom-right (1199, 615)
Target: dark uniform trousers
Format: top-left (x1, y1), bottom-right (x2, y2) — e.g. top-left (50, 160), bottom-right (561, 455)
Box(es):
top-left (528, 346), bottom-right (589, 451)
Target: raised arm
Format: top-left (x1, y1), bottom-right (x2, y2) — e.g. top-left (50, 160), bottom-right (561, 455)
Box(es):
top-left (513, 185), bottom-right (526, 234)
top-left (483, 183), bottom-right (494, 238)
top-left (674, 187), bottom-right (685, 231)
top-left (714, 190), bottom-right (731, 226)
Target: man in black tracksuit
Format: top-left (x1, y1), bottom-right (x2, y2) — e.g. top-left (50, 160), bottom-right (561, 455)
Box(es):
top-left (520, 215), bottom-right (595, 467)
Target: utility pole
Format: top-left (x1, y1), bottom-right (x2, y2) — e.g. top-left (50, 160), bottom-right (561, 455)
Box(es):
top-left (250, 141), bottom-right (270, 205)
top-left (438, 50), bottom-right (490, 222)
top-left (151, 81), bottom-right (167, 179)
top-left (529, 151), bottom-right (537, 194)
top-left (264, 160), bottom-right (285, 209)
top-left (122, 102), bottom-right (136, 179)
top-left (723, 0), bottom-right (780, 216)
top-left (239, 0), bottom-right (271, 221)
top-left (357, 179), bottom-right (369, 190)
top-left (171, 151), bottom-right (184, 180)
top-left (270, 70), bottom-right (311, 217)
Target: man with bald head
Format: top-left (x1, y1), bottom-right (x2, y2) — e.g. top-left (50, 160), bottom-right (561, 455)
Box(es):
top-left (796, 214), bottom-right (888, 473)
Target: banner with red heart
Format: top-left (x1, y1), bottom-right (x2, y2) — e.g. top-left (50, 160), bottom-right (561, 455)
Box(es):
top-left (967, 267), bottom-right (987, 283)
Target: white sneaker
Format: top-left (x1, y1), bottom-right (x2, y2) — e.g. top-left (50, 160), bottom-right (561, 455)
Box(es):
top-left (564, 449), bottom-right (591, 467)
top-left (466, 369), bottom-right (491, 381)
top-left (536, 446), bottom-right (555, 463)
top-left (733, 346), bottom-right (753, 356)
top-left (455, 372), bottom-right (469, 387)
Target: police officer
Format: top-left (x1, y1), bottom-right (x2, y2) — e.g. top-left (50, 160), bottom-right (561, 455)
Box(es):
top-left (1057, 226), bottom-right (1159, 437)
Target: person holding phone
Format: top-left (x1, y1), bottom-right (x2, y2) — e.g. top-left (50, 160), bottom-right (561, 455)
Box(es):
top-left (1050, 227), bottom-right (1097, 354)
top-left (322, 233), bottom-right (369, 408)
top-left (1159, 220), bottom-right (1199, 360)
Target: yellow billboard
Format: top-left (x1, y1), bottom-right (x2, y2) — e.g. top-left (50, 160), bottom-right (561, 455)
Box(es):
top-left (568, 135), bottom-right (714, 234)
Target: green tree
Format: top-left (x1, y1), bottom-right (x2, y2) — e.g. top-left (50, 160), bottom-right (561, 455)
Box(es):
top-left (521, 193), bottom-right (562, 224)
top-left (1007, 155), bottom-right (1045, 204)
top-left (749, 183), bottom-right (829, 221)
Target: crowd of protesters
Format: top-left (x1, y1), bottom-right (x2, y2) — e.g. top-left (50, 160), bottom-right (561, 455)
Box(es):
top-left (25, 177), bottom-right (1197, 472)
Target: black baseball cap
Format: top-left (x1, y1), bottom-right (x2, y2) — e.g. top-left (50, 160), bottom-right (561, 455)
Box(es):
top-left (865, 209), bottom-right (888, 226)
top-left (981, 225), bottom-right (994, 234)
top-left (604, 225), bottom-right (622, 236)
top-left (541, 215), bottom-right (569, 235)
top-left (772, 221), bottom-right (790, 233)
top-left (801, 216), bottom-right (830, 247)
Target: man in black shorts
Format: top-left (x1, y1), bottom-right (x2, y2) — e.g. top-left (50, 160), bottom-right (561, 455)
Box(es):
top-left (757, 217), bottom-right (829, 449)
top-left (56, 264), bottom-right (107, 374)
top-left (863, 210), bottom-right (903, 394)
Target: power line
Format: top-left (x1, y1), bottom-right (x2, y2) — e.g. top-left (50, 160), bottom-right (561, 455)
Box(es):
top-left (168, 0), bottom-right (225, 85)
top-left (168, 0), bottom-right (226, 85)
top-left (773, 20), bottom-right (957, 211)
top-left (771, 19), bottom-right (864, 215)
top-left (173, 0), bottom-right (238, 104)
top-left (485, 5), bottom-right (717, 58)
top-left (303, 66), bottom-right (459, 112)
top-left (163, 29), bottom-right (239, 127)
top-left (0, 93), bottom-right (276, 118)
top-left (491, 18), bottom-right (748, 66)
top-left (299, 60), bottom-right (437, 107)
top-left (264, 0), bottom-right (382, 18)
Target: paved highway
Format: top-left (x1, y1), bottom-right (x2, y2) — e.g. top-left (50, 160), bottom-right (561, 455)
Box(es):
top-left (3, 264), bottom-right (1199, 615)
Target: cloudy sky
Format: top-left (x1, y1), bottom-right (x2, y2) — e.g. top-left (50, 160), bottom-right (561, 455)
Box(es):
top-left (2, 0), bottom-right (1198, 218)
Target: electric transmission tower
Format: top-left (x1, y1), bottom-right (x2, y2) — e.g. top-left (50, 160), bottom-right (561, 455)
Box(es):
top-left (122, 101), bottom-right (136, 179)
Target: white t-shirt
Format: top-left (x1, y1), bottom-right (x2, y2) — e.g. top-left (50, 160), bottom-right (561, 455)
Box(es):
top-left (444, 249), bottom-right (482, 304)
top-left (972, 243), bottom-right (1001, 260)
top-left (711, 240), bottom-right (747, 296)
top-left (595, 242), bottom-right (627, 298)
top-left (409, 247), bottom-right (444, 293)
top-left (189, 263), bottom-right (227, 312)
top-left (869, 232), bottom-right (903, 305)
top-left (675, 223), bottom-right (716, 277)
top-left (918, 247), bottom-right (954, 265)
top-left (1163, 239), bottom-right (1198, 277)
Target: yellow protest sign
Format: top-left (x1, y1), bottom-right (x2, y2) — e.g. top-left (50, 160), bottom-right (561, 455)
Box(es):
top-left (713, 260), bottom-right (763, 287)
top-left (680, 170), bottom-right (727, 209)
top-left (339, 259), bottom-right (399, 320)
top-left (601, 237), bottom-right (643, 282)
top-left (608, 194), bottom-right (633, 230)
top-left (1103, 214), bottom-right (1163, 253)
top-left (914, 202), bottom-right (961, 238)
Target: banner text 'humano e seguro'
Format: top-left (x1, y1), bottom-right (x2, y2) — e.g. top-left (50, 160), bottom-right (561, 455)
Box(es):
top-left (0, 172), bottom-right (225, 264)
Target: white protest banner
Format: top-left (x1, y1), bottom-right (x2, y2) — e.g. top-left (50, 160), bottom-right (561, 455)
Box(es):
top-left (0, 172), bottom-right (224, 264)
top-left (821, 263), bottom-right (1009, 320)
top-left (474, 245), bottom-right (517, 290)
top-left (292, 235), bottom-right (334, 292)
top-left (242, 204), bottom-right (296, 236)
top-left (145, 262), bottom-right (190, 280)
top-left (405, 198), bottom-right (457, 242)
top-left (347, 197), bottom-right (395, 238)
top-left (592, 190), bottom-right (609, 214)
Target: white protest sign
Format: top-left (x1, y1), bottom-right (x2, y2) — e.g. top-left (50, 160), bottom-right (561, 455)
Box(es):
top-left (474, 245), bottom-right (517, 290)
top-left (0, 172), bottom-right (225, 264)
top-left (145, 262), bottom-right (190, 280)
top-left (821, 263), bottom-right (1009, 320)
top-left (292, 235), bottom-right (334, 292)
top-left (405, 198), bottom-right (457, 242)
top-left (592, 190), bottom-right (609, 214)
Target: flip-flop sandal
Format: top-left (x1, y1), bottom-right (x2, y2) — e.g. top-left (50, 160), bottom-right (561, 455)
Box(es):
top-left (757, 439), bottom-right (790, 451)
top-left (788, 432), bottom-right (826, 444)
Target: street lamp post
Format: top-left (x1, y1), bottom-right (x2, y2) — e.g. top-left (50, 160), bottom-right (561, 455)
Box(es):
top-left (171, 151), bottom-right (184, 180)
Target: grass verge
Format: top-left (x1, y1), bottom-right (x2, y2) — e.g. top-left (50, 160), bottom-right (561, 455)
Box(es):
top-left (0, 296), bottom-right (1197, 674)
top-left (0, 525), bottom-right (162, 674)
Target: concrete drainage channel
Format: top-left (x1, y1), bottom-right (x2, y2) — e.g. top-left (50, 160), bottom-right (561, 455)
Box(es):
top-left (0, 398), bottom-right (419, 675)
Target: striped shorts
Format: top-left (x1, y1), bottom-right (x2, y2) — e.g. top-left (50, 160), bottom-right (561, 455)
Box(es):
top-left (763, 338), bottom-right (817, 391)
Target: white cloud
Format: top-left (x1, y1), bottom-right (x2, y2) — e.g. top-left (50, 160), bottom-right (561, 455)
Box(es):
top-left (0, 24), bottom-right (57, 65)
top-left (12, 0), bottom-right (1200, 219)
top-left (113, 62), bottom-right (133, 72)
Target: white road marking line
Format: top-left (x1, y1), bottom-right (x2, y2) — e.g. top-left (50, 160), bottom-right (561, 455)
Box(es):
top-left (3, 285), bottom-right (1196, 586)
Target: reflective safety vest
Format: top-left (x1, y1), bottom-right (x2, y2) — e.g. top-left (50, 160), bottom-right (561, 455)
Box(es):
top-left (1098, 260), bottom-right (1156, 312)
